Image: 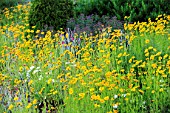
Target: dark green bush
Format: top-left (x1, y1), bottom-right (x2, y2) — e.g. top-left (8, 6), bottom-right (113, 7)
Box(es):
top-left (74, 0), bottom-right (113, 17)
top-left (74, 0), bottom-right (170, 22)
top-left (111, 0), bottom-right (170, 22)
top-left (28, 0), bottom-right (74, 32)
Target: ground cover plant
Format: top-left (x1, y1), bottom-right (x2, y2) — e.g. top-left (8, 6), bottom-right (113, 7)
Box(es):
top-left (0, 2), bottom-right (170, 113)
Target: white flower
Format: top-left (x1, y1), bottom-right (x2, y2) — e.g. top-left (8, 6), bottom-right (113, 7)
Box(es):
top-left (26, 72), bottom-right (30, 77)
top-left (114, 95), bottom-right (118, 99)
top-left (38, 75), bottom-right (43, 80)
top-left (33, 70), bottom-right (39, 74)
top-left (122, 94), bottom-right (126, 97)
top-left (65, 62), bottom-right (70, 65)
top-left (52, 79), bottom-right (55, 83)
top-left (33, 67), bottom-right (41, 74)
top-left (143, 101), bottom-right (146, 104)
top-left (71, 64), bottom-right (76, 67)
top-left (113, 104), bottom-right (118, 109)
top-left (30, 66), bottom-right (35, 71)
top-left (36, 67), bottom-right (40, 70)
top-left (159, 79), bottom-right (164, 83)
top-left (27, 66), bottom-right (35, 73)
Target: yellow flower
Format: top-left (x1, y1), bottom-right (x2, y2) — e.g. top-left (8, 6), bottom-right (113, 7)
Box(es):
top-left (17, 102), bottom-right (22, 106)
top-left (99, 87), bottom-right (104, 92)
top-left (53, 90), bottom-right (58, 95)
top-left (117, 60), bottom-right (122, 64)
top-left (79, 93), bottom-right (85, 99)
top-left (163, 54), bottom-right (168, 59)
top-left (117, 53), bottom-right (122, 58)
top-left (159, 88), bottom-right (164, 92)
top-left (113, 110), bottom-right (118, 113)
top-left (69, 88), bottom-right (73, 95)
top-left (104, 96), bottom-right (109, 100)
top-left (144, 49), bottom-right (148, 53)
top-left (151, 90), bottom-right (155, 93)
top-left (90, 88), bottom-right (95, 92)
top-left (14, 96), bottom-right (19, 101)
top-left (148, 46), bottom-right (153, 50)
top-left (150, 55), bottom-right (155, 60)
top-left (47, 78), bottom-right (52, 84)
top-left (151, 63), bottom-right (157, 68)
top-left (107, 111), bottom-right (113, 113)
top-left (94, 103), bottom-right (100, 108)
top-left (66, 33), bottom-right (69, 38)
top-left (155, 52), bottom-right (161, 56)
top-left (145, 52), bottom-right (149, 57)
top-left (138, 89), bottom-right (144, 94)
top-left (131, 88), bottom-right (136, 92)
top-left (100, 99), bottom-right (105, 103)
top-left (66, 66), bottom-right (71, 71)
top-left (19, 66), bottom-right (23, 72)
top-left (145, 39), bottom-right (150, 44)
top-left (104, 59), bottom-right (111, 64)
top-left (8, 104), bottom-right (14, 110)
top-left (28, 80), bottom-right (33, 86)
top-left (33, 99), bottom-right (37, 104)
top-left (26, 103), bottom-right (32, 109)
top-left (119, 88), bottom-right (124, 93)
top-left (125, 98), bottom-right (129, 101)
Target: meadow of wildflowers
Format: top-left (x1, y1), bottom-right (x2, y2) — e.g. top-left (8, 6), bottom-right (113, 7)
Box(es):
top-left (0, 2), bottom-right (170, 113)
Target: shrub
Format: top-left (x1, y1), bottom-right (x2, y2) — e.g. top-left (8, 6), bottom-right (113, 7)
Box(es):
top-left (74, 0), bottom-right (170, 22)
top-left (111, 0), bottom-right (170, 22)
top-left (74, 0), bottom-right (113, 17)
top-left (28, 0), bottom-right (74, 33)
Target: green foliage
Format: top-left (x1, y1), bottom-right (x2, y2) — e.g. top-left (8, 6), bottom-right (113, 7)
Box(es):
top-left (0, 0), bottom-right (28, 11)
top-left (74, 0), bottom-right (113, 17)
top-left (28, 0), bottom-right (74, 32)
top-left (111, 0), bottom-right (170, 22)
top-left (0, 0), bottom-right (18, 11)
top-left (74, 0), bottom-right (170, 22)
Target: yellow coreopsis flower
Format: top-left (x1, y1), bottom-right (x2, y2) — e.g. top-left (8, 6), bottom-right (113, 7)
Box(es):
top-left (104, 96), bottom-right (109, 101)
top-left (69, 88), bottom-right (73, 95)
top-left (151, 63), bottom-right (157, 69)
top-left (28, 80), bottom-right (33, 86)
top-left (26, 103), bottom-right (32, 109)
top-left (100, 99), bottom-right (105, 103)
top-left (14, 96), bottom-right (19, 101)
top-left (79, 93), bottom-right (85, 99)
top-left (159, 88), bottom-right (164, 92)
top-left (145, 39), bottom-right (150, 44)
top-left (8, 104), bottom-right (14, 110)
top-left (94, 103), bottom-right (100, 108)
top-left (99, 87), bottom-right (104, 92)
top-left (33, 99), bottom-right (37, 104)
top-left (151, 90), bottom-right (155, 94)
top-left (107, 111), bottom-right (113, 113)
top-left (150, 55), bottom-right (155, 60)
top-left (47, 78), bottom-right (52, 84)
top-left (138, 89), bottom-right (144, 94)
